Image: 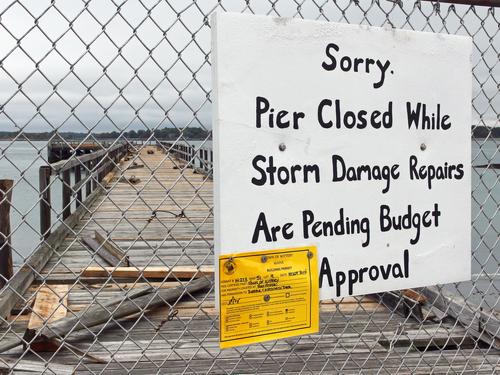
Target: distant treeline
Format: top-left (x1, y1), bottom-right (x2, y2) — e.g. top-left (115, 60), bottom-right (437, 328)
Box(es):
top-left (0, 126), bottom-right (497, 141)
top-left (0, 127), bottom-right (210, 141)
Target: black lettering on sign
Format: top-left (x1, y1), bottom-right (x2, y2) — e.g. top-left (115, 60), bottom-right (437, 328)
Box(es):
top-left (251, 155), bottom-right (320, 186)
top-left (317, 99), bottom-right (393, 129)
top-left (319, 250), bottom-right (410, 296)
top-left (379, 204), bottom-right (441, 245)
top-left (302, 209), bottom-right (370, 247)
top-left (319, 257), bottom-right (333, 288)
top-left (321, 42), bottom-right (393, 89)
top-left (255, 96), bottom-right (304, 129)
top-left (251, 212), bottom-right (294, 244)
top-left (406, 102), bottom-right (451, 130)
top-left (331, 154), bottom-right (400, 194)
top-left (409, 155), bottom-right (464, 190)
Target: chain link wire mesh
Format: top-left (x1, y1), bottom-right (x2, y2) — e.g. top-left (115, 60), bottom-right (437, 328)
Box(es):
top-left (0, 0), bottom-right (498, 373)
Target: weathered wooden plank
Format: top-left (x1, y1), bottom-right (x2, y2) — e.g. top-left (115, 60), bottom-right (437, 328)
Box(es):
top-left (402, 289), bottom-right (427, 304)
top-left (0, 277), bottom-right (212, 353)
top-left (369, 290), bottom-right (424, 322)
top-left (24, 285), bottom-right (69, 352)
top-left (127, 163), bottom-right (144, 170)
top-left (80, 265), bottom-right (213, 279)
top-left (81, 232), bottom-right (130, 267)
top-left (42, 256), bottom-right (212, 270)
top-left (27, 285), bottom-right (68, 330)
top-left (0, 359), bottom-right (74, 374)
top-left (93, 231), bottom-right (130, 266)
top-left (81, 236), bottom-right (121, 266)
top-left (421, 286), bottom-right (500, 349)
top-left (75, 360), bottom-right (497, 375)
top-left (21, 282), bottom-right (382, 315)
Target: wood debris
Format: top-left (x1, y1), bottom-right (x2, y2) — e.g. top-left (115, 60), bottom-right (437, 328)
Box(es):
top-left (127, 162), bottom-right (144, 170)
top-left (118, 175), bottom-right (141, 184)
top-left (0, 277), bottom-right (212, 354)
top-left (81, 231), bottom-right (130, 267)
top-left (81, 265), bottom-right (213, 279)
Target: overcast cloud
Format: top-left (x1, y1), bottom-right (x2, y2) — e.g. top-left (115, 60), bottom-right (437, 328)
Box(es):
top-left (0, 0), bottom-right (497, 133)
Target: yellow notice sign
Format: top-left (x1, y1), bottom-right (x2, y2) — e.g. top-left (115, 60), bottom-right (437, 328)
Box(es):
top-left (219, 246), bottom-right (319, 348)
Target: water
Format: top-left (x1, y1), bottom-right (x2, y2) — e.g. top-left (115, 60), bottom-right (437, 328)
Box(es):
top-left (0, 140), bottom-right (498, 275)
top-left (0, 141), bottom-right (62, 265)
top-left (471, 139), bottom-right (499, 276)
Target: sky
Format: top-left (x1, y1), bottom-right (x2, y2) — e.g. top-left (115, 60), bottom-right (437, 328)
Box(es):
top-left (0, 0), bottom-right (498, 134)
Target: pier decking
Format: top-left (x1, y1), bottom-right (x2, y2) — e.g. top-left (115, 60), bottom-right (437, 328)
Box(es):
top-left (0, 146), bottom-right (498, 374)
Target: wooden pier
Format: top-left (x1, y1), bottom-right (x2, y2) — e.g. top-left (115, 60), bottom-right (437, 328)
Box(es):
top-left (47, 140), bottom-right (153, 163)
top-left (0, 145), bottom-right (498, 374)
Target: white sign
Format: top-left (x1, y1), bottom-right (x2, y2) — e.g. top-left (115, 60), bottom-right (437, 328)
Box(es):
top-left (211, 12), bottom-right (472, 300)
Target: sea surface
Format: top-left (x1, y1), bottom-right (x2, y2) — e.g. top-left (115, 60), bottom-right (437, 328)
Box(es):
top-left (0, 140), bottom-right (498, 281)
top-left (0, 141), bottom-right (62, 265)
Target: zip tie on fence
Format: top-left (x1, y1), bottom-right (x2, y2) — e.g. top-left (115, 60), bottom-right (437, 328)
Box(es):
top-left (156, 309), bottom-right (179, 332)
top-left (147, 209), bottom-right (185, 223)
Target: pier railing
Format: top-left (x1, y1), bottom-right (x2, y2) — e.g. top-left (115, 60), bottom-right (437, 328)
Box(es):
top-left (158, 141), bottom-right (213, 176)
top-left (39, 143), bottom-right (129, 239)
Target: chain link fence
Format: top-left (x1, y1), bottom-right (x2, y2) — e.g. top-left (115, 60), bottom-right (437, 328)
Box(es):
top-left (0, 0), bottom-right (498, 373)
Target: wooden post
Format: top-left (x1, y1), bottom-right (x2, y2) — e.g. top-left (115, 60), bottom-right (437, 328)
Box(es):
top-left (91, 159), bottom-right (97, 190)
top-left (103, 154), bottom-right (109, 177)
top-left (190, 146), bottom-right (195, 168)
top-left (0, 180), bottom-right (13, 288)
top-left (85, 161), bottom-right (91, 198)
top-left (74, 165), bottom-right (82, 208)
top-left (97, 157), bottom-right (103, 183)
top-left (62, 169), bottom-right (71, 220)
top-left (103, 155), bottom-right (109, 179)
top-left (39, 166), bottom-right (51, 240)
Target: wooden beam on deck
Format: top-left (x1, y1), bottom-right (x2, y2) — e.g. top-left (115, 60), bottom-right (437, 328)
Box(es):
top-left (126, 163), bottom-right (144, 170)
top-left (24, 285), bottom-right (68, 352)
top-left (421, 286), bottom-right (500, 349)
top-left (81, 265), bottom-right (213, 279)
top-left (369, 289), bottom-right (425, 322)
top-left (0, 277), bottom-right (212, 353)
top-left (27, 285), bottom-right (68, 330)
top-left (81, 231), bottom-right (130, 267)
top-left (0, 359), bottom-right (74, 374)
